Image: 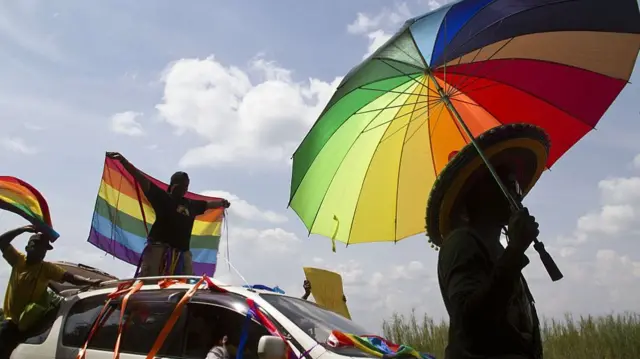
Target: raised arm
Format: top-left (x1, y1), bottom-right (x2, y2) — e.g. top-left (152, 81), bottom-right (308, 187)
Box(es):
top-left (61, 272), bottom-right (102, 287)
top-left (0, 225), bottom-right (35, 252)
top-left (302, 280), bottom-right (311, 300)
top-left (106, 152), bottom-right (151, 192)
top-left (206, 199), bottom-right (231, 210)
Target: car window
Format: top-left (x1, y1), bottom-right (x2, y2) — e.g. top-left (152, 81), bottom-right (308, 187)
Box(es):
top-left (183, 303), bottom-right (271, 359)
top-left (22, 305), bottom-right (60, 345)
top-left (62, 291), bottom-right (186, 356)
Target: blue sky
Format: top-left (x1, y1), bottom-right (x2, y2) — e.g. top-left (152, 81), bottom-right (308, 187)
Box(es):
top-left (1, 0), bottom-right (640, 332)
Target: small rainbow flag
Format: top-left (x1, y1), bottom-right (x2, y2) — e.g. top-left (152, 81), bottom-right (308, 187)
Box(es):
top-left (87, 156), bottom-right (225, 276)
top-left (328, 331), bottom-right (435, 359)
top-left (0, 176), bottom-right (59, 240)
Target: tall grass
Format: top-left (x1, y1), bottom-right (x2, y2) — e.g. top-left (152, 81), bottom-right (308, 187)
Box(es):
top-left (382, 311), bottom-right (640, 359)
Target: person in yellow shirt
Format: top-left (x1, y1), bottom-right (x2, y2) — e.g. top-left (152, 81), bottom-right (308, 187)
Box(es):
top-left (0, 225), bottom-right (102, 359)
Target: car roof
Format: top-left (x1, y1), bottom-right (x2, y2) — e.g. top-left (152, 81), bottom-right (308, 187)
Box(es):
top-left (73, 275), bottom-right (292, 303)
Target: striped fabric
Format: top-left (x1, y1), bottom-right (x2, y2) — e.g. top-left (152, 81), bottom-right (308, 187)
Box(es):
top-left (87, 156), bottom-right (224, 276)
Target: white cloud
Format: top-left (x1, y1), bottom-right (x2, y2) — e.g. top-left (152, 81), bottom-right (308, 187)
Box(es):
top-left (347, 1), bottom-right (454, 59)
top-left (347, 4), bottom-right (409, 59)
top-left (228, 227), bottom-right (301, 254)
top-left (594, 249), bottom-right (640, 285)
top-left (632, 154), bottom-right (640, 169)
top-left (153, 55), bottom-right (341, 168)
top-left (347, 3), bottom-right (410, 35)
top-left (599, 177), bottom-right (640, 204)
top-left (200, 190), bottom-right (288, 223)
top-left (109, 111), bottom-right (145, 136)
top-left (0, 137), bottom-right (38, 155)
top-left (363, 30), bottom-right (393, 59)
top-left (560, 174), bottom-right (640, 245)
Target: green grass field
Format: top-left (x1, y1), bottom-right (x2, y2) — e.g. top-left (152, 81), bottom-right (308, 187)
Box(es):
top-left (382, 311), bottom-right (640, 359)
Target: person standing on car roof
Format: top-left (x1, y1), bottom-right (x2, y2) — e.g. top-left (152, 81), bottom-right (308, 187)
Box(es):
top-left (106, 152), bottom-right (231, 277)
top-left (0, 225), bottom-right (102, 359)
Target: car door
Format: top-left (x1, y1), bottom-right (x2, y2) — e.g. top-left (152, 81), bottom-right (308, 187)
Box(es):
top-left (57, 289), bottom-right (187, 359)
top-left (182, 294), bottom-right (273, 359)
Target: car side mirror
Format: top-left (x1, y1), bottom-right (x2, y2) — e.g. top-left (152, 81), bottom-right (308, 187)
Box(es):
top-left (258, 335), bottom-right (286, 359)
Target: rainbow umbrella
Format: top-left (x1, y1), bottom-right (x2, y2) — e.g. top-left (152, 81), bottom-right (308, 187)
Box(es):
top-left (289, 0), bottom-right (640, 246)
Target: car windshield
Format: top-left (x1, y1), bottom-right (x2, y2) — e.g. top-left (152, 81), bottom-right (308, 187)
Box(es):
top-left (260, 294), bottom-right (373, 345)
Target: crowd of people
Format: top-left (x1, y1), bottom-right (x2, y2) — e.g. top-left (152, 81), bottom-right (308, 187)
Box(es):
top-left (1, 124), bottom-right (550, 359)
top-left (0, 151), bottom-right (232, 358)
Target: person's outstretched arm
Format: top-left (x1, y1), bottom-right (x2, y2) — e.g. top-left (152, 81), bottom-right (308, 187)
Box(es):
top-left (0, 225), bottom-right (36, 266)
top-left (206, 199), bottom-right (231, 210)
top-left (61, 272), bottom-right (102, 287)
top-left (107, 152), bottom-right (151, 192)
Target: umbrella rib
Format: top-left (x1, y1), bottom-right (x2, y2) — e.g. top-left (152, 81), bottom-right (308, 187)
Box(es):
top-left (386, 37), bottom-right (428, 68)
top-left (427, 101), bottom-right (447, 138)
top-left (451, 82), bottom-right (503, 97)
top-left (434, 0), bottom-right (577, 67)
top-left (359, 87), bottom-right (429, 97)
top-left (372, 101), bottom-right (436, 142)
top-left (346, 119), bottom-right (399, 244)
top-left (393, 78), bottom-right (422, 242)
top-left (291, 72), bottom-right (424, 163)
top-left (407, 104), bottom-right (441, 145)
top-left (450, 97), bottom-right (483, 107)
top-left (425, 76), bottom-right (441, 192)
top-left (380, 59), bottom-right (441, 97)
top-left (446, 37), bottom-right (514, 97)
top-left (442, 37), bottom-right (488, 95)
top-left (447, 65), bottom-right (595, 130)
top-left (303, 88), bottom-right (412, 241)
top-left (355, 97), bottom-right (439, 116)
top-left (362, 102), bottom-right (433, 135)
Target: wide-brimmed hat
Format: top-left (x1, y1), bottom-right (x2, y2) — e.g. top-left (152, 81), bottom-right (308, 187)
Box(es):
top-left (425, 123), bottom-right (550, 247)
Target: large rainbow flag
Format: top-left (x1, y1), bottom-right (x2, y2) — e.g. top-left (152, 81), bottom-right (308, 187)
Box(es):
top-left (0, 176), bottom-right (59, 240)
top-left (87, 156), bottom-right (225, 276)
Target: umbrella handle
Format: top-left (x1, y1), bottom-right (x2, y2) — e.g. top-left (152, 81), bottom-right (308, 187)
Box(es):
top-left (426, 70), bottom-right (564, 283)
top-left (533, 240), bottom-right (563, 282)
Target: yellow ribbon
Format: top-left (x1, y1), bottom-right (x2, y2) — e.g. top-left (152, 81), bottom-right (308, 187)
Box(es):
top-left (331, 215), bottom-right (340, 253)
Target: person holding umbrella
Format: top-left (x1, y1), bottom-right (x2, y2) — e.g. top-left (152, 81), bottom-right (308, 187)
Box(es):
top-left (425, 124), bottom-right (547, 359)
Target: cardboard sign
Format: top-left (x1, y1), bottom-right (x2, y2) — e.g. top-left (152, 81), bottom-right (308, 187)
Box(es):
top-left (303, 267), bottom-right (351, 319)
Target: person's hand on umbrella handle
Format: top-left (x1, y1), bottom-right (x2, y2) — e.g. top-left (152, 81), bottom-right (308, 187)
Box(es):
top-left (303, 279), bottom-right (312, 296)
top-left (507, 207), bottom-right (539, 253)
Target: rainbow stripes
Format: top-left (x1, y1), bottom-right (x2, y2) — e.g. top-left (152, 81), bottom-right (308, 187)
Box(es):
top-left (328, 331), bottom-right (435, 359)
top-left (87, 157), bottom-right (224, 276)
top-left (0, 176), bottom-right (58, 240)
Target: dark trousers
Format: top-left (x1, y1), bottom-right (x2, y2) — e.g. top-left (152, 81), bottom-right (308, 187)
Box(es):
top-left (0, 320), bottom-right (22, 359)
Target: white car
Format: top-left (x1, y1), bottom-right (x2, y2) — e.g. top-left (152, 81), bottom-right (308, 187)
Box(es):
top-left (11, 275), bottom-right (377, 359)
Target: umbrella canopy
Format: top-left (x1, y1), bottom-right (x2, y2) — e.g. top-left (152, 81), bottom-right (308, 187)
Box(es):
top-left (290, 0), bottom-right (640, 245)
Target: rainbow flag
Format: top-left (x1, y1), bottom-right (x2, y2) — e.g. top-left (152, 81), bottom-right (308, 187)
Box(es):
top-left (87, 156), bottom-right (225, 276)
top-left (0, 176), bottom-right (59, 240)
top-left (328, 331), bottom-right (435, 359)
